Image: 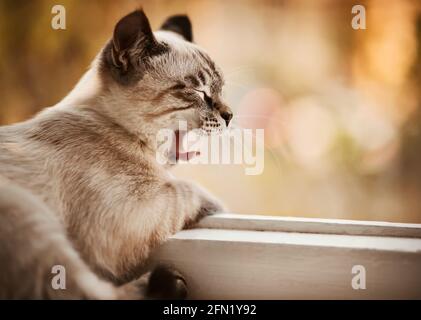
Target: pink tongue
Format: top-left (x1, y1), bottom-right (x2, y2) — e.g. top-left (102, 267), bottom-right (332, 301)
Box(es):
top-left (177, 151), bottom-right (199, 161)
top-left (175, 131), bottom-right (200, 161)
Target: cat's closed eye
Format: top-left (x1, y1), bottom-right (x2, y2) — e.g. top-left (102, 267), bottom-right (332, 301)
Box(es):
top-left (194, 89), bottom-right (214, 108)
top-left (171, 83), bottom-right (186, 90)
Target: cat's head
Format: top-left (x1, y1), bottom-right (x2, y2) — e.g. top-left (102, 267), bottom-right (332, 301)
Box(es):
top-left (98, 9), bottom-right (232, 145)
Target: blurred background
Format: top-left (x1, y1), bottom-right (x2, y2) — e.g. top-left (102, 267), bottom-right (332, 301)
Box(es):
top-left (1, 0), bottom-right (420, 222)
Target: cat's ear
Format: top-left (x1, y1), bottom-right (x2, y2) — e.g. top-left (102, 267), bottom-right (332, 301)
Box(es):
top-left (160, 15), bottom-right (193, 42)
top-left (111, 9), bottom-right (159, 72)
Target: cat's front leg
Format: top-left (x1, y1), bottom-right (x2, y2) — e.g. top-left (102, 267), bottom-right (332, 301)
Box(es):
top-left (196, 187), bottom-right (225, 219)
top-left (175, 180), bottom-right (226, 228)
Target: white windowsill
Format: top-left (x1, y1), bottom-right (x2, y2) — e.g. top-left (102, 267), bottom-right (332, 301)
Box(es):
top-left (150, 213), bottom-right (421, 299)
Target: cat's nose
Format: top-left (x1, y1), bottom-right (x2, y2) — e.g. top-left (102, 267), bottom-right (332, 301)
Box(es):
top-left (221, 111), bottom-right (233, 127)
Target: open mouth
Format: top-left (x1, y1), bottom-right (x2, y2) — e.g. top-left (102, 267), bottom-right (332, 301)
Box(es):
top-left (170, 121), bottom-right (225, 162)
top-left (174, 130), bottom-right (200, 161)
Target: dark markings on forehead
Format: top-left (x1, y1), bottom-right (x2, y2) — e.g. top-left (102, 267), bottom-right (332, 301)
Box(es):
top-left (196, 50), bottom-right (216, 73)
top-left (185, 75), bottom-right (200, 87)
top-left (200, 65), bottom-right (212, 79)
top-left (194, 49), bottom-right (224, 89)
top-left (197, 70), bottom-right (206, 85)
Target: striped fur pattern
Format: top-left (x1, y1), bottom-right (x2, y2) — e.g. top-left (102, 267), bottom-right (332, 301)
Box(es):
top-left (0, 9), bottom-right (230, 299)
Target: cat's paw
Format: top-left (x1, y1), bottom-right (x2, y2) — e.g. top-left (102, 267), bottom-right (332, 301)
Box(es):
top-left (197, 196), bottom-right (225, 218)
top-left (184, 196), bottom-right (225, 229)
top-left (146, 264), bottom-right (188, 300)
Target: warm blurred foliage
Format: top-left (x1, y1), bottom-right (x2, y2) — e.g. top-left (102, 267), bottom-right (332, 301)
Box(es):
top-left (1, 0), bottom-right (421, 222)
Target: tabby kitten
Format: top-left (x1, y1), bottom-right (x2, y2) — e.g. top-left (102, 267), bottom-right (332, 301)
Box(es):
top-left (0, 9), bottom-right (232, 299)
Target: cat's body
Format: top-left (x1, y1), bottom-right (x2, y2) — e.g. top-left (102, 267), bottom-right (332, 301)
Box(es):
top-left (0, 10), bottom-right (232, 299)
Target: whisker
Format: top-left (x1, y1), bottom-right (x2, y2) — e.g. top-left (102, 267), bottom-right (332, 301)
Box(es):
top-left (145, 105), bottom-right (195, 119)
top-left (224, 65), bottom-right (256, 77)
top-left (224, 80), bottom-right (250, 89)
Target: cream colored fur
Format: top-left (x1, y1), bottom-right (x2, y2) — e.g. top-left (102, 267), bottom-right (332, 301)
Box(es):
top-left (0, 10), bottom-right (228, 299)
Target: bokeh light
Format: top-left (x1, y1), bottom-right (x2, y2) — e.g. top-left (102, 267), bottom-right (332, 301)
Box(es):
top-left (1, 0), bottom-right (421, 222)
